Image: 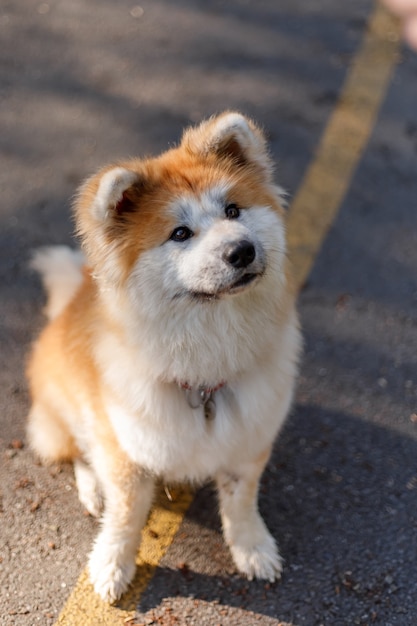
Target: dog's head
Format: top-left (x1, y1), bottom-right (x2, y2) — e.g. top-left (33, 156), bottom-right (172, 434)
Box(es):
top-left (75, 112), bottom-right (288, 307)
top-left (74, 112), bottom-right (293, 383)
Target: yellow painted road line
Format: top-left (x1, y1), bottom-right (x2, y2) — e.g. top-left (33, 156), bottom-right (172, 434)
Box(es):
top-left (55, 5), bottom-right (400, 624)
top-left (287, 5), bottom-right (400, 290)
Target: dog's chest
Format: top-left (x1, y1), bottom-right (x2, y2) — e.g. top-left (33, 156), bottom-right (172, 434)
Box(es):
top-left (105, 382), bottom-right (273, 482)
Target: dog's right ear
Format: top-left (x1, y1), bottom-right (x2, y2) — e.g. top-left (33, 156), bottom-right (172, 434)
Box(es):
top-left (88, 167), bottom-right (143, 222)
top-left (75, 166), bottom-right (145, 230)
top-left (74, 166), bottom-right (147, 275)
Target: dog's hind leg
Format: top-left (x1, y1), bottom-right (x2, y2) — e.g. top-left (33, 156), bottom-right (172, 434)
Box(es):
top-left (27, 402), bottom-right (79, 463)
top-left (74, 459), bottom-right (103, 518)
top-left (216, 447), bottom-right (283, 582)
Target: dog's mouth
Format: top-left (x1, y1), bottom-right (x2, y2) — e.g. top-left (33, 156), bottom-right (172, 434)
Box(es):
top-left (227, 272), bottom-right (259, 293)
top-left (186, 271), bottom-right (262, 302)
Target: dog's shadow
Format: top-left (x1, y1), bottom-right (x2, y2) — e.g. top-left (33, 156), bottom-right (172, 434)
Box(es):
top-left (118, 403), bottom-right (417, 624)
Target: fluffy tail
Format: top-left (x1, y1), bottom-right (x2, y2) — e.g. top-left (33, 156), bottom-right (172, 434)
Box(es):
top-left (30, 246), bottom-right (85, 320)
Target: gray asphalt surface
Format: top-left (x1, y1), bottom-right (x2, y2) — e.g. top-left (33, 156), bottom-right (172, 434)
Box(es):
top-left (1, 1), bottom-right (417, 625)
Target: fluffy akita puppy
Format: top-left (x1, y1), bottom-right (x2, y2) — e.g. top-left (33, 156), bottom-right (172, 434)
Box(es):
top-left (27, 112), bottom-right (301, 602)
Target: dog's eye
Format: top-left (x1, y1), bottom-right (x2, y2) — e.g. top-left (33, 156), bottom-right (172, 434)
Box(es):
top-left (225, 203), bottom-right (240, 220)
top-left (170, 226), bottom-right (194, 242)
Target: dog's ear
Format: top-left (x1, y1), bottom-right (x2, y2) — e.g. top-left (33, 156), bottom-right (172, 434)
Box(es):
top-left (74, 166), bottom-right (148, 275)
top-left (181, 112), bottom-right (273, 180)
top-left (88, 167), bottom-right (143, 222)
top-left (75, 165), bottom-right (146, 240)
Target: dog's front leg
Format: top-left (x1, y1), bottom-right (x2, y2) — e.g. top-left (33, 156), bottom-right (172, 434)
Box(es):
top-left (216, 448), bottom-right (283, 582)
top-left (87, 449), bottom-right (154, 603)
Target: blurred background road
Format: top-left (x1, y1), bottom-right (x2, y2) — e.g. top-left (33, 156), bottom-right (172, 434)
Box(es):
top-left (1, 1), bottom-right (416, 625)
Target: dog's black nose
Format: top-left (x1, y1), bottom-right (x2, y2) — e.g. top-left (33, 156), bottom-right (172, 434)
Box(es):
top-left (223, 240), bottom-right (256, 269)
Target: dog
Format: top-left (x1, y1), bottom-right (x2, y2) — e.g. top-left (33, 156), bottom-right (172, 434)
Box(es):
top-left (26, 112), bottom-right (301, 603)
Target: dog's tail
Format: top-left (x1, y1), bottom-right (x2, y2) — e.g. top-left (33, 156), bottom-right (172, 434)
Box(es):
top-left (30, 246), bottom-right (85, 321)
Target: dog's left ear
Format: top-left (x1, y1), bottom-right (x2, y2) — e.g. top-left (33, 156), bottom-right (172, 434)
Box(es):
top-left (181, 112), bottom-right (273, 180)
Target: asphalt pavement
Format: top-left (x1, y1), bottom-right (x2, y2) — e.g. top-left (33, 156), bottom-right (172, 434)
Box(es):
top-left (1, 1), bottom-right (416, 625)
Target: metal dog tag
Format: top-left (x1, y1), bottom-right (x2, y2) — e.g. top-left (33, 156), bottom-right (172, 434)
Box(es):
top-left (185, 386), bottom-right (210, 409)
top-left (203, 397), bottom-right (216, 421)
top-left (185, 386), bottom-right (217, 420)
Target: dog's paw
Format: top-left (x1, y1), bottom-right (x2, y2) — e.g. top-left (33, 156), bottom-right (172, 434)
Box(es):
top-left (230, 529), bottom-right (283, 582)
top-left (74, 460), bottom-right (103, 518)
top-left (88, 544), bottom-right (136, 603)
top-left (78, 483), bottom-right (103, 518)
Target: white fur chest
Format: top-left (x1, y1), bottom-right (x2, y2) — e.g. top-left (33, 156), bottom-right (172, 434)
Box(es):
top-left (105, 379), bottom-right (276, 482)
top-left (100, 310), bottom-right (300, 482)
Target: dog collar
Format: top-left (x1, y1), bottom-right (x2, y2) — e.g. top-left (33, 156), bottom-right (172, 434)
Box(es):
top-left (178, 381), bottom-right (226, 419)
